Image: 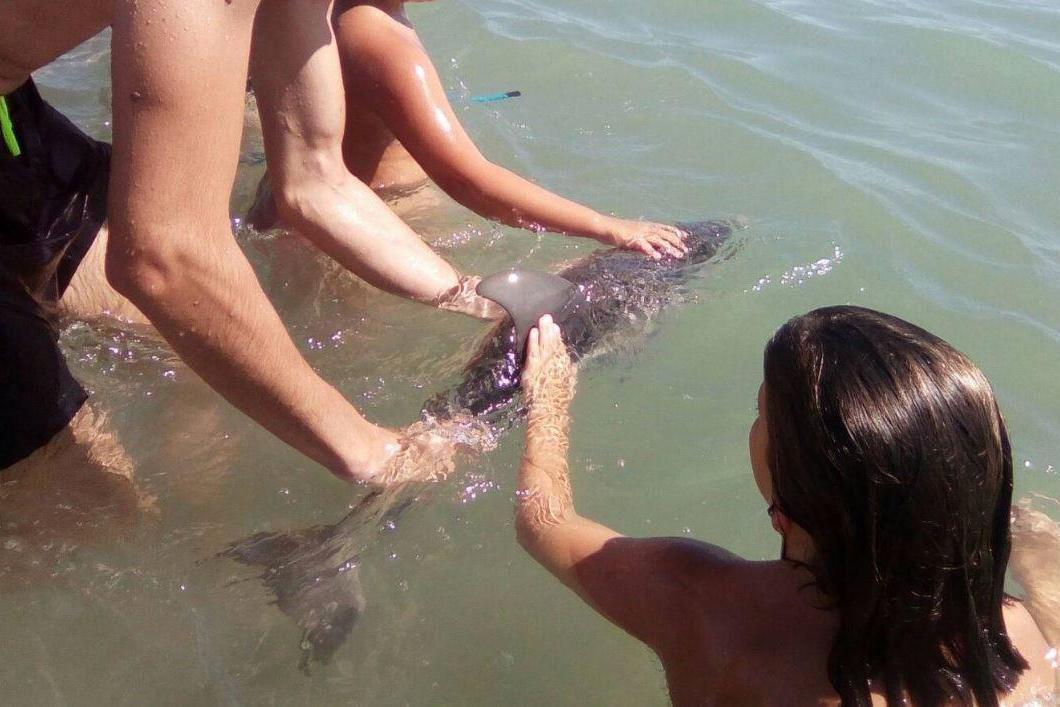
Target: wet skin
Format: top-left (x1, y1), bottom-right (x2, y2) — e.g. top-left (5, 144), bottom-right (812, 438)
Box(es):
top-left (220, 220), bottom-right (731, 669)
top-left (251, 0), bottom-right (688, 259)
top-left (426, 220), bottom-right (732, 424)
top-left (0, 0), bottom-right (495, 483)
top-left (514, 325), bottom-right (1058, 706)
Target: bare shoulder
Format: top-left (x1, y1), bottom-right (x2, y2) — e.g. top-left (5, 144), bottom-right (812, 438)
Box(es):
top-left (647, 542), bottom-right (829, 700)
top-left (644, 538), bottom-right (768, 633)
top-left (654, 537), bottom-right (746, 577)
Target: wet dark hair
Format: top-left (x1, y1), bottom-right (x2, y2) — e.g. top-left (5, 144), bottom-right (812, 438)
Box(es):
top-left (763, 306), bottom-right (1028, 706)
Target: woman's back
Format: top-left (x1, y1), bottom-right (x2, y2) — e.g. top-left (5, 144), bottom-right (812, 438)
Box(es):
top-left (513, 306), bottom-right (1057, 707)
top-left (657, 552), bottom-right (1057, 706)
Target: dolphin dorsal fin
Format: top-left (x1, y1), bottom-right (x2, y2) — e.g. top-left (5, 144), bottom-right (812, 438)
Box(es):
top-left (476, 270), bottom-right (575, 358)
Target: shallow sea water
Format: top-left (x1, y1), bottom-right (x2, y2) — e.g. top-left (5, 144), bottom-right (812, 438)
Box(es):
top-left (3, 1), bottom-right (1059, 704)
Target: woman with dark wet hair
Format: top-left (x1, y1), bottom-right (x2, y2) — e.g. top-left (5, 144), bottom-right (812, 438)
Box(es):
top-left (516, 307), bottom-right (1058, 705)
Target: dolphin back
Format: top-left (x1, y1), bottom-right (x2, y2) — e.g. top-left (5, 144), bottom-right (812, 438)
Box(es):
top-left (423, 220), bottom-right (732, 424)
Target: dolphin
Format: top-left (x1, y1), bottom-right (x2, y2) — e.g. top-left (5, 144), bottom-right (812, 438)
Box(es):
top-left (424, 220), bottom-right (733, 425)
top-left (219, 220), bottom-right (733, 669)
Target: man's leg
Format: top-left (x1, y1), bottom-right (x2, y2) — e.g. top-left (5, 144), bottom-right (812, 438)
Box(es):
top-left (0, 285), bottom-right (153, 563)
top-left (59, 225), bottom-right (150, 326)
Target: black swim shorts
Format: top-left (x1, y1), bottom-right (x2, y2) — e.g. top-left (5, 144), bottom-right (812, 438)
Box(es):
top-left (0, 78), bottom-right (110, 469)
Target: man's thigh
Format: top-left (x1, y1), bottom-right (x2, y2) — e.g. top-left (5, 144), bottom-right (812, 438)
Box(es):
top-left (0, 0), bottom-right (111, 93)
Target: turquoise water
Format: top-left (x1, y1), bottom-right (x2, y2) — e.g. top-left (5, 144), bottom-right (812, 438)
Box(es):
top-left (3, 1), bottom-right (1059, 704)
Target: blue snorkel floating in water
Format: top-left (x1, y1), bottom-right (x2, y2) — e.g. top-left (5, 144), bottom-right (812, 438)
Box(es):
top-left (470, 90), bottom-right (522, 104)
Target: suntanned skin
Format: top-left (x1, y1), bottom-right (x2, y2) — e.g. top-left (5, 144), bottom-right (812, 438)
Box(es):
top-left (249, 0), bottom-right (492, 310)
top-left (0, 0), bottom-right (473, 485)
top-left (250, 0), bottom-right (688, 260)
top-left (517, 319), bottom-right (1058, 705)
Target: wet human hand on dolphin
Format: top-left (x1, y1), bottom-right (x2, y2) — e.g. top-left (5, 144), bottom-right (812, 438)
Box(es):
top-left (472, 220), bottom-right (712, 361)
top-left (475, 270), bottom-right (577, 361)
top-left (522, 314), bottom-right (577, 405)
top-left (601, 218), bottom-right (688, 260)
top-left (425, 220), bottom-right (730, 423)
top-left (434, 274), bottom-right (507, 320)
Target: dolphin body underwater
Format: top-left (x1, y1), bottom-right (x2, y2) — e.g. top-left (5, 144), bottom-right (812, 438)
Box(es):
top-left (220, 221), bottom-right (733, 671)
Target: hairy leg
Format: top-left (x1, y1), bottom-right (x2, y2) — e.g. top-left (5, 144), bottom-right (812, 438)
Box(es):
top-left (59, 225), bottom-right (150, 326)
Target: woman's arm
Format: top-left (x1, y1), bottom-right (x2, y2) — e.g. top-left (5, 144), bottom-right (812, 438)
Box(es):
top-left (515, 316), bottom-right (712, 648)
top-left (335, 8), bottom-right (686, 260)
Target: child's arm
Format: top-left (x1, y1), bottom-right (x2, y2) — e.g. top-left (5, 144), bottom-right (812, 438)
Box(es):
top-left (514, 316), bottom-right (735, 650)
top-left (335, 9), bottom-right (687, 260)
